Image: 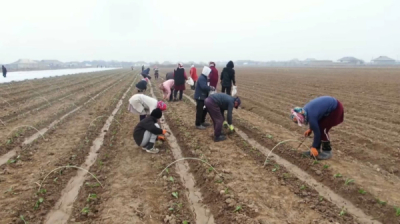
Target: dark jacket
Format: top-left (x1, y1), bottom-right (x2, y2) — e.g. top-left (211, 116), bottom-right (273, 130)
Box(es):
top-left (141, 68), bottom-right (150, 75)
top-left (136, 80), bottom-right (147, 90)
top-left (209, 93), bottom-right (235, 125)
top-left (220, 61), bottom-right (235, 87)
top-left (194, 74), bottom-right (210, 100)
top-left (133, 116), bottom-right (163, 145)
top-left (174, 68), bottom-right (186, 86)
top-left (304, 96), bottom-right (338, 148)
top-left (142, 65), bottom-right (144, 71)
top-left (2, 66), bottom-right (6, 77)
top-left (166, 72), bottom-right (174, 80)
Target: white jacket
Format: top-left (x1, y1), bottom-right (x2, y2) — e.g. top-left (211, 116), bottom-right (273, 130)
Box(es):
top-left (128, 94), bottom-right (157, 115)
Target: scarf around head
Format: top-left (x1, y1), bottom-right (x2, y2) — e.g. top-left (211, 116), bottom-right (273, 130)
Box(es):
top-left (290, 107), bottom-right (307, 126)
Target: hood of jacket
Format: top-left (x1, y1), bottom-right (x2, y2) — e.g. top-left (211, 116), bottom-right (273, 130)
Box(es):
top-left (202, 66), bottom-right (211, 77)
top-left (227, 61), bottom-right (234, 69)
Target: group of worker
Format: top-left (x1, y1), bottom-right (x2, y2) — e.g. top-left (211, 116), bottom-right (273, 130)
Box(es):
top-left (131, 62), bottom-right (344, 160)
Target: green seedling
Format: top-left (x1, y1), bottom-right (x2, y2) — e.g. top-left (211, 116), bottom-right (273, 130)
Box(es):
top-left (4, 186), bottom-right (16, 195)
top-left (395, 207), bottom-right (400, 217)
top-left (377, 199), bottom-right (387, 205)
top-left (300, 185), bottom-right (306, 190)
top-left (169, 176), bottom-right (175, 183)
top-left (334, 173), bottom-right (342, 178)
top-left (19, 215), bottom-right (28, 224)
top-left (81, 207), bottom-right (90, 214)
top-left (166, 168), bottom-right (169, 174)
top-left (6, 139), bottom-right (12, 145)
top-left (177, 203), bottom-right (183, 208)
top-left (339, 207), bottom-right (346, 216)
top-left (34, 198), bottom-right (44, 210)
top-left (283, 173), bottom-right (291, 179)
top-left (272, 164), bottom-right (280, 172)
top-left (53, 177), bottom-right (58, 182)
top-left (224, 188), bottom-right (229, 194)
top-left (312, 160), bottom-right (319, 165)
top-left (38, 189), bottom-right (47, 195)
top-left (7, 159), bottom-right (16, 164)
top-left (87, 193), bottom-right (97, 202)
top-left (358, 189), bottom-right (366, 195)
top-left (267, 135), bottom-right (273, 139)
top-left (323, 165), bottom-right (329, 169)
top-left (182, 221), bottom-right (189, 224)
top-left (233, 205), bottom-right (242, 213)
top-left (344, 179), bottom-right (355, 186)
top-left (319, 196), bottom-right (324, 201)
top-left (172, 192), bottom-right (179, 199)
top-left (168, 207), bottom-right (174, 211)
top-left (215, 179), bottom-right (223, 184)
top-left (208, 167), bottom-right (214, 172)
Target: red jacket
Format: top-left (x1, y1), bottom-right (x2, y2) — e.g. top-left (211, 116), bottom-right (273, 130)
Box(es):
top-left (190, 67), bottom-right (198, 81)
top-left (209, 66), bottom-right (218, 88)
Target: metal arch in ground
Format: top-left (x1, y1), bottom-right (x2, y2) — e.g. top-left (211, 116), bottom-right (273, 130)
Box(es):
top-left (148, 81), bottom-right (215, 224)
top-left (44, 74), bottom-right (138, 224)
top-left (181, 93), bottom-right (381, 224)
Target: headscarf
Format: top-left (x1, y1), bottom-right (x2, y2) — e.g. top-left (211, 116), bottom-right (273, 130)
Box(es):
top-left (209, 62), bottom-right (215, 67)
top-left (202, 66), bottom-right (211, 77)
top-left (178, 63), bottom-right (183, 68)
top-left (157, 101), bottom-right (167, 111)
top-left (290, 107), bottom-right (307, 126)
top-left (191, 65), bottom-right (194, 68)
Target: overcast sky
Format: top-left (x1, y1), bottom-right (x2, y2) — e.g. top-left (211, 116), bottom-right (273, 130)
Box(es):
top-left (0, 0), bottom-right (399, 64)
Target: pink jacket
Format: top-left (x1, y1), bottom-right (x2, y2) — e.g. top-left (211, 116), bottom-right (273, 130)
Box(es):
top-left (160, 79), bottom-right (175, 99)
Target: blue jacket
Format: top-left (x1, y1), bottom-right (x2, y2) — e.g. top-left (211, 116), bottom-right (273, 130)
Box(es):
top-left (194, 74), bottom-right (210, 100)
top-left (209, 93), bottom-right (235, 125)
top-left (304, 96), bottom-right (338, 148)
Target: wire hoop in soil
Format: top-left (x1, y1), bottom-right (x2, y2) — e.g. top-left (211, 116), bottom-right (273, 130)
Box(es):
top-left (0, 119), bottom-right (6, 126)
top-left (263, 138), bottom-right (314, 166)
top-left (38, 165), bottom-right (104, 192)
top-left (155, 157), bottom-right (220, 183)
top-left (0, 97), bottom-right (11, 107)
top-left (7, 125), bottom-right (46, 141)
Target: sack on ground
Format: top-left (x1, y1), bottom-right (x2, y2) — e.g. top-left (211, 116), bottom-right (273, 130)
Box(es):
top-left (186, 77), bottom-right (194, 86)
top-left (232, 86), bottom-right (237, 97)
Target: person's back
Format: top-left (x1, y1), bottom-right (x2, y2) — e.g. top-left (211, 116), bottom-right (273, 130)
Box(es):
top-left (190, 65), bottom-right (198, 81)
top-left (210, 93), bottom-right (234, 110)
top-left (174, 68), bottom-right (185, 86)
top-left (166, 72), bottom-right (174, 80)
top-left (208, 62), bottom-right (218, 88)
top-left (221, 61), bottom-right (235, 87)
top-left (304, 96), bottom-right (338, 121)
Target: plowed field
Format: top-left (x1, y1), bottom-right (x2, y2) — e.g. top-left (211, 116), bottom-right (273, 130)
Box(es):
top-left (0, 67), bottom-right (399, 224)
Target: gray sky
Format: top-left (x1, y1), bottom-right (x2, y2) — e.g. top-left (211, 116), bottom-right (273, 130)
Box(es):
top-left (0, 0), bottom-right (399, 63)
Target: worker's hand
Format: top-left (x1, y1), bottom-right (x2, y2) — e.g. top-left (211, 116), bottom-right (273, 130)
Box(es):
top-left (162, 129), bottom-right (167, 135)
top-left (310, 147), bottom-right (319, 157)
top-left (229, 125), bottom-right (235, 132)
top-left (157, 136), bottom-right (166, 141)
top-left (304, 129), bottom-right (312, 137)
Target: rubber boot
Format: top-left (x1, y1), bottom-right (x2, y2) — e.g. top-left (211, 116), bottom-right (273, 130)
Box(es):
top-left (317, 141), bottom-right (332, 160)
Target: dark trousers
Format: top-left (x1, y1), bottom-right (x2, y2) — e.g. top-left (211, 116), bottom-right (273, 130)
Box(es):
top-left (205, 97), bottom-right (223, 137)
top-left (140, 115), bottom-right (146, 121)
top-left (174, 90), bottom-right (183, 100)
top-left (221, 86), bottom-right (232, 95)
top-left (169, 89), bottom-right (174, 101)
top-left (195, 100), bottom-right (208, 126)
top-left (318, 100), bottom-right (344, 146)
top-left (191, 81), bottom-right (196, 90)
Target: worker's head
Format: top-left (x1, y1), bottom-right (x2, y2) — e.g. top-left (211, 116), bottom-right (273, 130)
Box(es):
top-left (290, 107), bottom-right (305, 126)
top-left (191, 64), bottom-right (194, 68)
top-left (151, 108), bottom-right (163, 119)
top-left (178, 63), bottom-right (183, 68)
top-left (144, 78), bottom-right (149, 82)
top-left (202, 66), bottom-right (211, 77)
top-left (157, 101), bottom-right (167, 111)
top-left (209, 62), bottom-right (216, 67)
top-left (234, 97), bottom-right (241, 109)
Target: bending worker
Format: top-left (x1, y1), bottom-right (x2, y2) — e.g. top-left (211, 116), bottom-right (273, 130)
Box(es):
top-left (136, 78), bottom-right (148, 93)
top-left (159, 79), bottom-right (175, 102)
top-left (291, 96), bottom-right (344, 160)
top-left (128, 93), bottom-right (167, 121)
top-left (204, 93), bottom-right (241, 142)
top-left (133, 108), bottom-right (167, 154)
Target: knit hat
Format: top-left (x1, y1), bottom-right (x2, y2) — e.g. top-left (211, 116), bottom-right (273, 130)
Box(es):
top-left (290, 107), bottom-right (306, 126)
top-left (234, 97), bottom-right (241, 109)
top-left (151, 108), bottom-right (162, 119)
top-left (157, 101), bottom-right (167, 111)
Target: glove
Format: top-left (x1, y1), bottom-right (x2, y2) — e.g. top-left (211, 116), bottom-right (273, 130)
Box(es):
top-left (157, 136), bottom-right (166, 141)
top-left (304, 129), bottom-right (312, 137)
top-left (229, 125), bottom-right (235, 132)
top-left (223, 121), bottom-right (228, 128)
top-left (162, 130), bottom-right (167, 135)
top-left (310, 147), bottom-right (319, 157)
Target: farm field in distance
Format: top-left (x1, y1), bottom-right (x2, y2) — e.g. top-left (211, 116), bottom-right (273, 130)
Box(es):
top-left (0, 67), bottom-right (399, 224)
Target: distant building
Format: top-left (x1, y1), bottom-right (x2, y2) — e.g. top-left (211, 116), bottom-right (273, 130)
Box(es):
top-left (8, 59), bottom-right (39, 69)
top-left (338, 57), bottom-right (364, 65)
top-left (40, 60), bottom-right (64, 68)
top-left (372, 56), bottom-right (396, 65)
